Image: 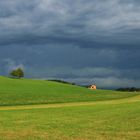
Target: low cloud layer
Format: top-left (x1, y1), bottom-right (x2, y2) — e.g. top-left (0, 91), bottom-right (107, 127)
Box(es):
top-left (0, 0), bottom-right (140, 88)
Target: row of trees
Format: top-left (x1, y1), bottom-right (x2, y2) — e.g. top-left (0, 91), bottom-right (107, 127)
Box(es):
top-left (116, 87), bottom-right (140, 92)
top-left (10, 68), bottom-right (24, 78)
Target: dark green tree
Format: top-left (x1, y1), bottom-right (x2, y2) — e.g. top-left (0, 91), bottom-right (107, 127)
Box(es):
top-left (10, 68), bottom-right (24, 78)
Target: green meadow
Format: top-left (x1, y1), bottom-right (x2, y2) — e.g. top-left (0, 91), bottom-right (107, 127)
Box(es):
top-left (0, 76), bottom-right (138, 106)
top-left (0, 76), bottom-right (140, 140)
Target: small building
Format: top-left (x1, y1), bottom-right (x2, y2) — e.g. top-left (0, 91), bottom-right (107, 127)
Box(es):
top-left (89, 85), bottom-right (97, 90)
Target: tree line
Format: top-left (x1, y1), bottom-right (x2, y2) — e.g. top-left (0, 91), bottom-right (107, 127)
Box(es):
top-left (116, 87), bottom-right (140, 92)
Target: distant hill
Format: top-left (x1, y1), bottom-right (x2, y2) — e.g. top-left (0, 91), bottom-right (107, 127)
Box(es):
top-left (47, 79), bottom-right (76, 85)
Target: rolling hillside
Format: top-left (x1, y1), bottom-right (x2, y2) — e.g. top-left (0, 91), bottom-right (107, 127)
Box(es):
top-left (0, 76), bottom-right (139, 106)
top-left (0, 76), bottom-right (140, 139)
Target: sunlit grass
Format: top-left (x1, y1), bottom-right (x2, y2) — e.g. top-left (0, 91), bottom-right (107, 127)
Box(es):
top-left (0, 97), bottom-right (140, 140)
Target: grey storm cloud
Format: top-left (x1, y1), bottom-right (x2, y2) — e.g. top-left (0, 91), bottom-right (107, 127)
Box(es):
top-left (1, 0), bottom-right (140, 46)
top-left (0, 0), bottom-right (140, 88)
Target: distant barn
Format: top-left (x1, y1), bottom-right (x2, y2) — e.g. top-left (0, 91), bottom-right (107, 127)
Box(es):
top-left (89, 85), bottom-right (97, 90)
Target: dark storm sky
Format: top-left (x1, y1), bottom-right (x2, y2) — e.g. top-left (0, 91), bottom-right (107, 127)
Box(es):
top-left (0, 0), bottom-right (140, 88)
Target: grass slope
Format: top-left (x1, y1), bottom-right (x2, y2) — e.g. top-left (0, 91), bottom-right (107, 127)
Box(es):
top-left (0, 76), bottom-right (139, 106)
top-left (0, 76), bottom-right (140, 139)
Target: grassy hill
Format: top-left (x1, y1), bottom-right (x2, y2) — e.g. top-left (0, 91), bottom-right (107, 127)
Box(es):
top-left (0, 76), bottom-right (140, 139)
top-left (0, 76), bottom-right (139, 106)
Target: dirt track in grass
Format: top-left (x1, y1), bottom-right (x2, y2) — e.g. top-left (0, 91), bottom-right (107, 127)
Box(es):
top-left (0, 94), bottom-right (140, 111)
